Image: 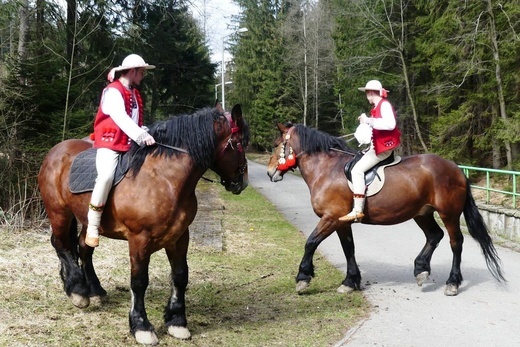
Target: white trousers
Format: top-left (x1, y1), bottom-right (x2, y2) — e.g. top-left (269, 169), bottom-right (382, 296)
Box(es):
top-left (89, 148), bottom-right (119, 207)
top-left (351, 148), bottom-right (393, 195)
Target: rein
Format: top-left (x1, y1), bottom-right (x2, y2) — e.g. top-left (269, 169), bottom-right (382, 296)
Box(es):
top-left (276, 128), bottom-right (358, 172)
top-left (330, 147), bottom-right (358, 156)
top-left (155, 142), bottom-right (189, 153)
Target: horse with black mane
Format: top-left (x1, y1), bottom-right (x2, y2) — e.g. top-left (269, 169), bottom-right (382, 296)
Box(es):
top-left (267, 122), bottom-right (505, 297)
top-left (38, 104), bottom-right (248, 345)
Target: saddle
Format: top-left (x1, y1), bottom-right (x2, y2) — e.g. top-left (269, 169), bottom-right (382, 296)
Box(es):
top-left (344, 151), bottom-right (401, 197)
top-left (69, 148), bottom-right (130, 193)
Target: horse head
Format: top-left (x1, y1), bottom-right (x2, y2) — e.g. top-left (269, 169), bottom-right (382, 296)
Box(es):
top-left (212, 103), bottom-right (249, 194)
top-left (267, 122), bottom-right (300, 182)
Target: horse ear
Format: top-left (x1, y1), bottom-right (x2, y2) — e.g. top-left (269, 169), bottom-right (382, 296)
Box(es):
top-left (231, 104), bottom-right (244, 127)
top-left (215, 100), bottom-right (224, 114)
top-left (277, 122), bottom-right (288, 133)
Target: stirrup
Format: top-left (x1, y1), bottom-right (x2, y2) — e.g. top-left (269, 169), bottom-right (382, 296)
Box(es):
top-left (338, 211), bottom-right (365, 222)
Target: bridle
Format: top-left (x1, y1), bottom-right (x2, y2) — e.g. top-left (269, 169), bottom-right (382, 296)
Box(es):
top-left (211, 113), bottom-right (247, 188)
top-left (276, 126), bottom-right (299, 172)
top-left (221, 112), bottom-right (247, 174)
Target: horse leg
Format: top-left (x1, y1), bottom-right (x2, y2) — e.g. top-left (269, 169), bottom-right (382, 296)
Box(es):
top-left (78, 224), bottom-right (107, 305)
top-left (439, 215), bottom-right (464, 296)
top-left (413, 213), bottom-right (445, 286)
top-left (296, 218), bottom-right (337, 293)
top-left (335, 225), bottom-right (361, 293)
top-left (127, 244), bottom-right (158, 345)
top-left (163, 230), bottom-right (191, 340)
top-left (49, 214), bottom-right (90, 308)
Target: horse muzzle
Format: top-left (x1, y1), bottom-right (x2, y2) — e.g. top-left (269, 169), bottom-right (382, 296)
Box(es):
top-left (221, 175), bottom-right (248, 195)
top-left (267, 168), bottom-right (284, 182)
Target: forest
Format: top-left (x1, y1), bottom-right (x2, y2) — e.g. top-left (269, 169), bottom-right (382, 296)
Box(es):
top-left (1, 0), bottom-right (520, 225)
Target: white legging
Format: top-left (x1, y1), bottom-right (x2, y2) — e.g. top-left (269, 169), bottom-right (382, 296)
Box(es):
top-left (351, 148), bottom-right (393, 195)
top-left (90, 148), bottom-right (120, 208)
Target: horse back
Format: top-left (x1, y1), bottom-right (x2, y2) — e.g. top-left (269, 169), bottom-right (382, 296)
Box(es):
top-left (372, 153), bottom-right (468, 217)
top-left (38, 139), bottom-right (93, 220)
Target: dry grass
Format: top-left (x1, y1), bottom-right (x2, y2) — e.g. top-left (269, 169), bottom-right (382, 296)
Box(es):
top-left (0, 176), bottom-right (368, 347)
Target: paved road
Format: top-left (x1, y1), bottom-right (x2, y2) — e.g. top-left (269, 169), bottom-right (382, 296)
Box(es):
top-left (247, 160), bottom-right (520, 347)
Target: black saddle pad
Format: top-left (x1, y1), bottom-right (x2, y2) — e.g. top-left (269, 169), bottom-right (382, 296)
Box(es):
top-left (69, 148), bottom-right (129, 193)
top-left (344, 151), bottom-right (395, 185)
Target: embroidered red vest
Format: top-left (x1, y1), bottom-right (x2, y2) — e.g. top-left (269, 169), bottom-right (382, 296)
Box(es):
top-left (371, 99), bottom-right (401, 155)
top-left (91, 80), bottom-right (144, 152)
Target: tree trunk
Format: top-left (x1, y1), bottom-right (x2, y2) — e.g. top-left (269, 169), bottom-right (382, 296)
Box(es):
top-left (17, 0), bottom-right (29, 61)
top-left (486, 0), bottom-right (512, 168)
top-left (399, 50), bottom-right (428, 153)
top-left (303, 7), bottom-right (308, 126)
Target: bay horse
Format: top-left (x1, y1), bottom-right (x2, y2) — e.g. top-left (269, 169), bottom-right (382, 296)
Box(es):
top-left (267, 122), bottom-right (504, 297)
top-left (38, 104), bottom-right (249, 345)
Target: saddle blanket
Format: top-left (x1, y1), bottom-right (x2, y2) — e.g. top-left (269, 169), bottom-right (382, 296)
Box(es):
top-left (347, 155), bottom-right (402, 197)
top-left (69, 148), bottom-right (128, 193)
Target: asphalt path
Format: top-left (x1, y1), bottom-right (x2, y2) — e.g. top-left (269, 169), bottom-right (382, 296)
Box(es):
top-left (247, 160), bottom-right (520, 347)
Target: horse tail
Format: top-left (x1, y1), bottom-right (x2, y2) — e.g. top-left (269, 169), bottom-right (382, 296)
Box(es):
top-left (462, 179), bottom-right (506, 282)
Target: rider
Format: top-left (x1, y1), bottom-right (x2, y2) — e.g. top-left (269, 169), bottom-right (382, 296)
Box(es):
top-left (339, 80), bottom-right (401, 222)
top-left (85, 54), bottom-right (156, 248)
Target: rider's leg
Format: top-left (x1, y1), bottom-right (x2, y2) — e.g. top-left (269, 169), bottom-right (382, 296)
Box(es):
top-left (339, 149), bottom-right (392, 222)
top-left (86, 148), bottom-right (119, 247)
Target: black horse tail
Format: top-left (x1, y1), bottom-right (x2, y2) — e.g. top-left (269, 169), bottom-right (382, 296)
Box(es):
top-left (462, 179), bottom-right (506, 282)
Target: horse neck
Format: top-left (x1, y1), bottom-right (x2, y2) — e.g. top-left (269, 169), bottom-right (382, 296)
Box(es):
top-left (145, 155), bottom-right (204, 193)
top-left (297, 153), bottom-right (327, 185)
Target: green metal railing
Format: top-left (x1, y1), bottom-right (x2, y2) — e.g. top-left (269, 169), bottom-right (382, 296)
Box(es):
top-left (459, 165), bottom-right (520, 208)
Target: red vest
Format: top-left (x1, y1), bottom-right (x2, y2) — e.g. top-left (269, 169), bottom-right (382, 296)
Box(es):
top-left (371, 99), bottom-right (401, 155)
top-left (91, 80), bottom-right (144, 152)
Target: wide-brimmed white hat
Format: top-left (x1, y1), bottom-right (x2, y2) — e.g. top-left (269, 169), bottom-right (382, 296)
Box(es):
top-left (107, 54), bottom-right (156, 82)
top-left (358, 80), bottom-right (389, 97)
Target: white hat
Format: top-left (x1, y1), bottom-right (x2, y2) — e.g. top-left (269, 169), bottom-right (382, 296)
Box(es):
top-left (358, 80), bottom-right (389, 97)
top-left (107, 54), bottom-right (156, 82)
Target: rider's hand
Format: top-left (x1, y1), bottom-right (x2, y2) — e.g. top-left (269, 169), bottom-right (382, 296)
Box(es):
top-left (137, 131), bottom-right (156, 146)
top-left (358, 113), bottom-right (372, 126)
top-left (142, 134), bottom-right (155, 146)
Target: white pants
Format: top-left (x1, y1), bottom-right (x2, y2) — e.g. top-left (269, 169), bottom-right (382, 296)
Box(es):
top-left (90, 148), bottom-right (119, 207)
top-left (351, 148), bottom-right (393, 195)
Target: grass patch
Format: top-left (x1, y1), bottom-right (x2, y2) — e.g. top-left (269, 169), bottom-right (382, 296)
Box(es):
top-left (0, 175), bottom-right (368, 346)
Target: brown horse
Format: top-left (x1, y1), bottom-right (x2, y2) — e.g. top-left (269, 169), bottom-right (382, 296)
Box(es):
top-left (267, 122), bottom-right (504, 297)
top-left (38, 104), bottom-right (249, 345)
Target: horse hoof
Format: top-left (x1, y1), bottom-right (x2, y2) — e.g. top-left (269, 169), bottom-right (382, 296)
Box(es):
top-left (89, 295), bottom-right (104, 307)
top-left (416, 271), bottom-right (429, 287)
top-left (135, 330), bottom-right (159, 346)
top-left (296, 280), bottom-right (309, 292)
top-left (337, 284), bottom-right (355, 293)
top-left (69, 293), bottom-right (89, 308)
top-left (444, 284), bottom-right (459, 296)
top-left (168, 326), bottom-right (191, 340)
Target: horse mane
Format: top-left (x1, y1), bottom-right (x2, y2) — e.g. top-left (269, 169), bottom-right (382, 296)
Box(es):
top-left (128, 107), bottom-right (223, 175)
top-left (292, 124), bottom-right (356, 155)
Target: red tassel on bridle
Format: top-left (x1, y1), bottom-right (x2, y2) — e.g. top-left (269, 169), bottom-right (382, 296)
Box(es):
top-left (277, 127), bottom-right (297, 171)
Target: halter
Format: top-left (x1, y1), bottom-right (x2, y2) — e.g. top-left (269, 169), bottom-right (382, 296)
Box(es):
top-left (277, 127), bottom-right (298, 172)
